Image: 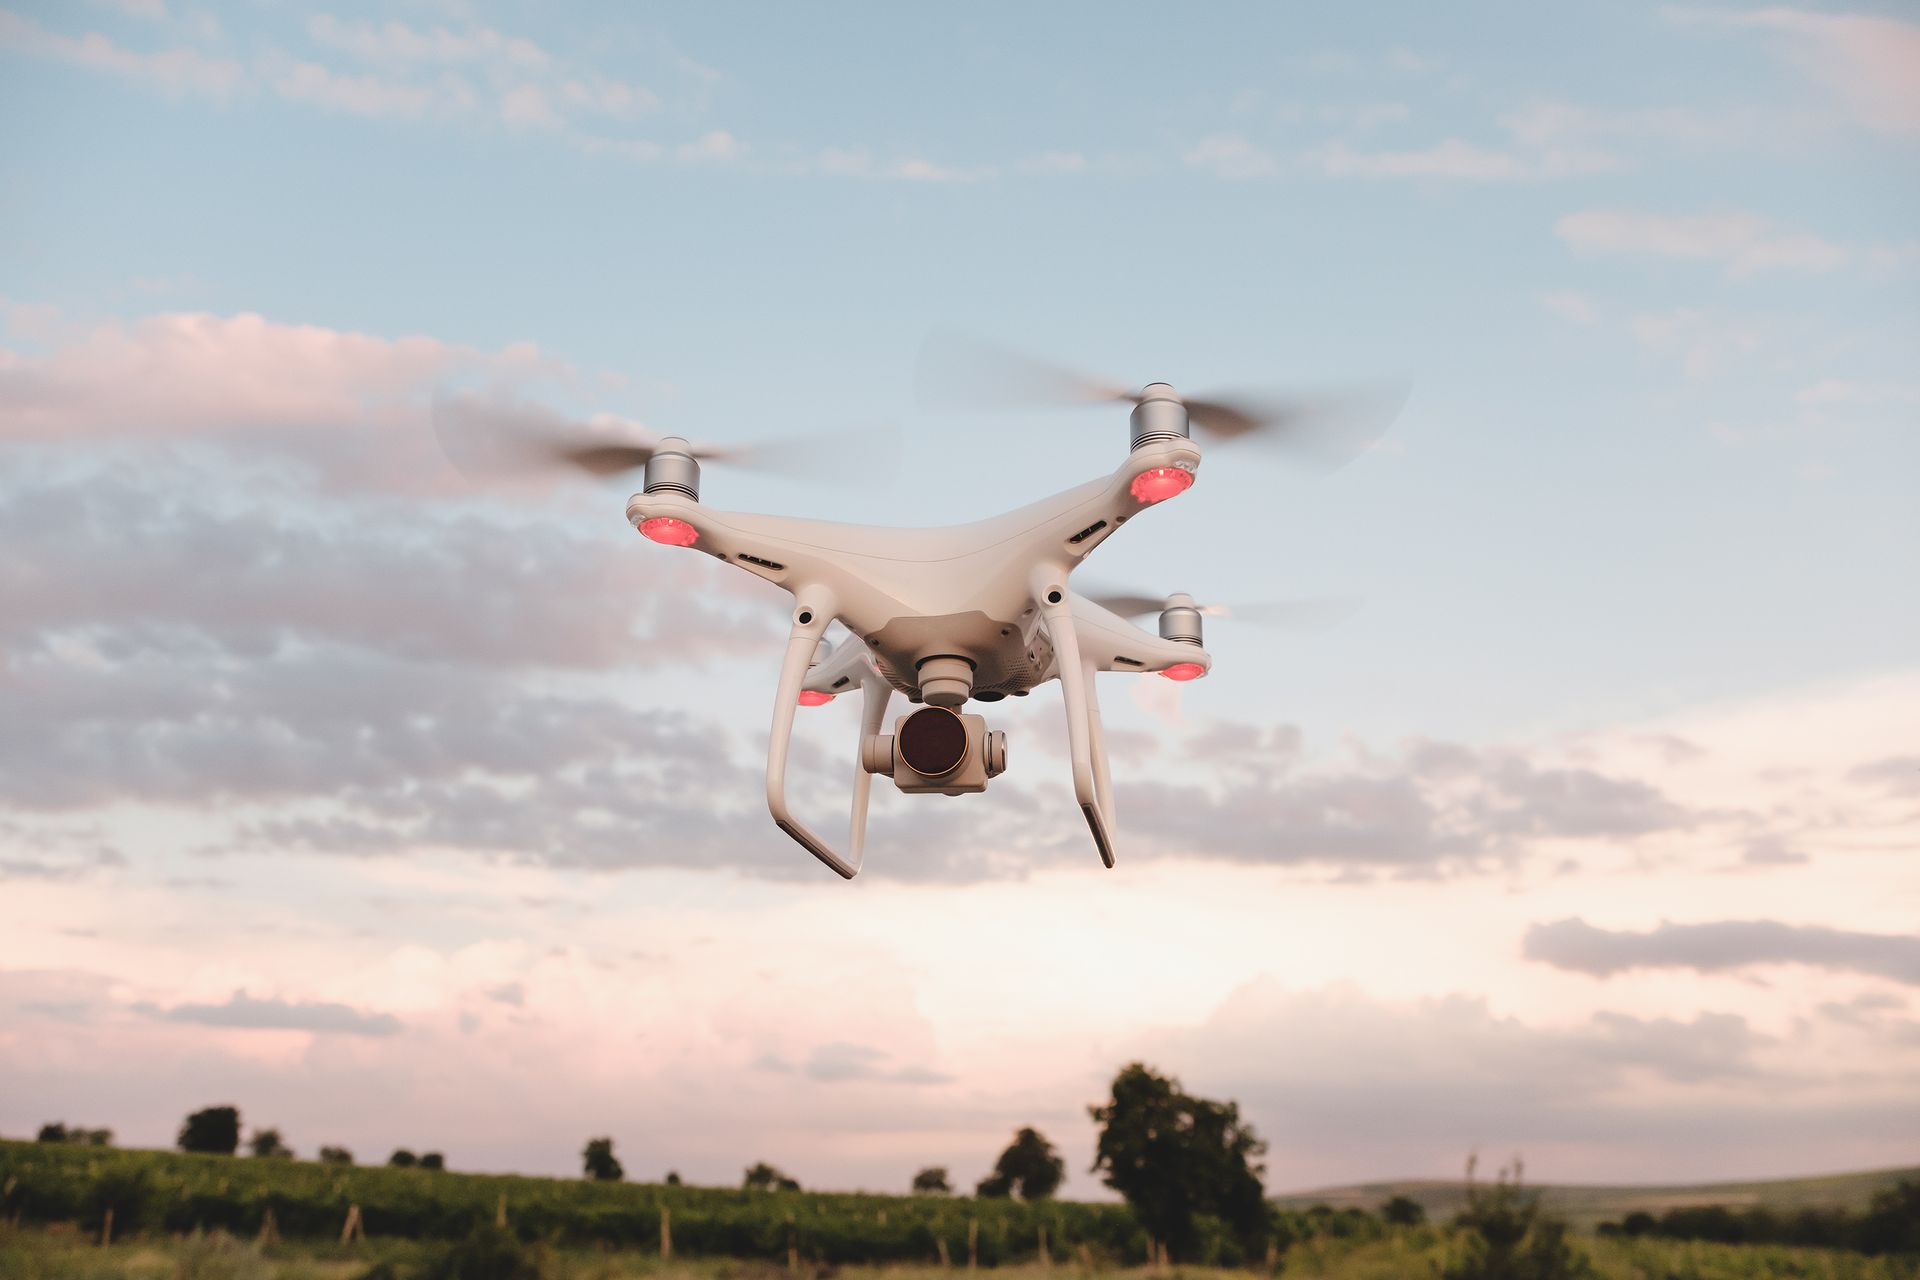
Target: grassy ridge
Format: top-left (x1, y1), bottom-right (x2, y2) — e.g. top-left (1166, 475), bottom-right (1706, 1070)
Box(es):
top-left (1271, 1166), bottom-right (1920, 1231)
top-left (0, 1139), bottom-right (1144, 1265)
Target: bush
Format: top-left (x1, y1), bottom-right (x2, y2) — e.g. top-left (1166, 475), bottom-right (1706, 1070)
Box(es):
top-left (1443, 1159), bottom-right (1590, 1280)
top-left (421, 1223), bottom-right (540, 1280)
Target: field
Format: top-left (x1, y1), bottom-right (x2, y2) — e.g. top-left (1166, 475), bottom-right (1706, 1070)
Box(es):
top-left (1272, 1167), bottom-right (1920, 1233)
top-left (3, 1229), bottom-right (1919, 1280)
top-left (0, 1140), bottom-right (1144, 1266)
top-left (5, 1140), bottom-right (1917, 1279)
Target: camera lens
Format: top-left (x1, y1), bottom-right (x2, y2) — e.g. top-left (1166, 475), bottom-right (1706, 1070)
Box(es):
top-left (898, 707), bottom-right (968, 776)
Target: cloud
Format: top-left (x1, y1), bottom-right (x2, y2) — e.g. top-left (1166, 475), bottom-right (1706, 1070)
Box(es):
top-left (1556, 210), bottom-right (1849, 277)
top-left (0, 9), bottom-right (243, 100)
top-left (1183, 134), bottom-right (1281, 180)
top-left (141, 990), bottom-right (402, 1036)
top-left (1116, 730), bottom-right (1692, 871)
top-left (802, 147), bottom-right (993, 183)
top-left (304, 15), bottom-right (552, 73)
top-left (0, 461), bottom-right (777, 671)
top-left (1523, 917), bottom-right (1920, 985)
top-left (0, 309), bottom-right (549, 492)
top-left (4, 9), bottom-right (666, 146)
top-left (1740, 836), bottom-right (1807, 867)
top-left (1848, 755), bottom-right (1920, 797)
top-left (801, 1042), bottom-right (953, 1086)
top-left (1627, 308), bottom-right (1765, 378)
top-left (1138, 977), bottom-right (1912, 1186)
top-left (1708, 8), bottom-right (1920, 138)
top-left (1314, 138), bottom-right (1618, 181)
top-left (1541, 292), bottom-right (1598, 325)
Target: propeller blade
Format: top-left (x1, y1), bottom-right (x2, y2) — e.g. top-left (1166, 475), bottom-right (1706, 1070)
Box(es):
top-left (1199, 596), bottom-right (1362, 630)
top-left (433, 389), bottom-right (899, 486)
top-left (1085, 593), bottom-right (1175, 619)
top-left (915, 329), bottom-right (1133, 411)
top-left (917, 330), bottom-right (1406, 470)
top-left (1186, 385), bottom-right (1408, 470)
top-left (432, 390), bottom-right (657, 481)
top-left (1085, 589), bottom-right (1361, 632)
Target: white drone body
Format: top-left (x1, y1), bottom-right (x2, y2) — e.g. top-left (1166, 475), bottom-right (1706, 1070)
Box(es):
top-left (623, 386), bottom-right (1213, 878)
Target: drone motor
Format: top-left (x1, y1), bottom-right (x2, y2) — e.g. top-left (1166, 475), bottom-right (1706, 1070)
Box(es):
top-left (1157, 593), bottom-right (1205, 646)
top-left (1128, 383), bottom-right (1191, 450)
top-left (642, 437), bottom-right (701, 501)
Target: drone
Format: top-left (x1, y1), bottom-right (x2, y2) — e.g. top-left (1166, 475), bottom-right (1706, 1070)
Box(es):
top-left (436, 336), bottom-right (1392, 878)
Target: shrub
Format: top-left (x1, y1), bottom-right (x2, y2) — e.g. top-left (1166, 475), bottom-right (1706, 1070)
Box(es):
top-left (1442, 1159), bottom-right (1590, 1280)
top-left (421, 1223), bottom-right (540, 1280)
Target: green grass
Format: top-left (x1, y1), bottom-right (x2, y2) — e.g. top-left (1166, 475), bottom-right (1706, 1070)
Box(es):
top-left (3, 1227), bottom-right (1917, 1280)
top-left (1271, 1167), bottom-right (1920, 1232)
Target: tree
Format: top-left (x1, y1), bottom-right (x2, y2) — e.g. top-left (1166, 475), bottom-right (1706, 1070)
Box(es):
top-left (420, 1152), bottom-right (446, 1171)
top-left (1442, 1158), bottom-right (1590, 1280)
top-left (1382, 1195), bottom-right (1428, 1227)
top-left (177, 1106), bottom-right (241, 1156)
top-left (976, 1172), bottom-right (1013, 1198)
top-left (249, 1128), bottom-right (293, 1159)
top-left (744, 1162), bottom-right (799, 1192)
top-left (1088, 1063), bottom-right (1268, 1261)
top-left (913, 1166), bottom-right (953, 1195)
top-left (583, 1137), bottom-right (624, 1182)
top-left (983, 1128), bottom-right (1064, 1200)
top-left (666, 1171), bottom-right (683, 1186)
top-left (389, 1149), bottom-right (418, 1168)
top-left (318, 1146), bottom-right (354, 1165)
top-left (36, 1122), bottom-right (108, 1145)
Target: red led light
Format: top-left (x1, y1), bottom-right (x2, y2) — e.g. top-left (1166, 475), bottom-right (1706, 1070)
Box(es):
top-left (639, 516), bottom-right (698, 547)
top-left (1160, 662), bottom-right (1206, 682)
top-left (1130, 466), bottom-right (1194, 504)
top-left (797, 690), bottom-right (834, 707)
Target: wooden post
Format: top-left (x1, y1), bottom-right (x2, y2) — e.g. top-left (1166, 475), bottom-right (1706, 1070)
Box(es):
top-left (1157, 1241), bottom-right (1169, 1271)
top-left (936, 1235), bottom-right (952, 1269)
top-left (100, 1207), bottom-right (113, 1248)
top-left (1076, 1243), bottom-right (1093, 1274)
top-left (496, 1193), bottom-right (508, 1228)
top-left (786, 1211), bottom-right (798, 1274)
top-left (340, 1204), bottom-right (365, 1245)
top-left (661, 1204), bottom-right (672, 1261)
top-left (1037, 1225), bottom-right (1049, 1269)
top-left (1264, 1240), bottom-right (1277, 1272)
top-left (967, 1218), bottom-right (978, 1272)
top-left (257, 1207), bottom-right (278, 1245)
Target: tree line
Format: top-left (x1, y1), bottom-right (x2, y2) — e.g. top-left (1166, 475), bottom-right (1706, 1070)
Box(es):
top-left (1599, 1180), bottom-right (1920, 1256)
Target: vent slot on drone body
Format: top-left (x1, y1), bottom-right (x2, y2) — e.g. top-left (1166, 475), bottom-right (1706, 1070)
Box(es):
top-left (737, 552), bottom-right (786, 571)
top-left (831, 677), bottom-right (850, 689)
top-left (1113, 656), bottom-right (1144, 668)
top-left (1068, 519), bottom-right (1108, 545)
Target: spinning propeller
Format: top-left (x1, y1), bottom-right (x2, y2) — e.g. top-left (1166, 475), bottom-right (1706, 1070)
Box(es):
top-left (1084, 590), bottom-right (1361, 631)
top-left (915, 330), bottom-right (1405, 468)
top-left (431, 390), bottom-right (892, 486)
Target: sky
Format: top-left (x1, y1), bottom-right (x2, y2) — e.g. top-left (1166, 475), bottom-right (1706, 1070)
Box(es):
top-left (1, 0), bottom-right (1917, 1197)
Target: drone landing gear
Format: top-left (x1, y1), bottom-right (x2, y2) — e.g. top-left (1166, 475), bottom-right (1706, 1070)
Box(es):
top-left (766, 594), bottom-right (892, 879)
top-left (1035, 581), bottom-right (1118, 868)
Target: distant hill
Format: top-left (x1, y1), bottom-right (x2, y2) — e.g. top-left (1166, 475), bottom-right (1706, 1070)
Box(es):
top-left (1272, 1165), bottom-right (1920, 1231)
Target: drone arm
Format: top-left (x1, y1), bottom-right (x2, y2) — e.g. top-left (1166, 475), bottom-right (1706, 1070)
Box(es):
top-left (766, 591), bottom-right (876, 879)
top-left (1034, 574), bottom-right (1117, 868)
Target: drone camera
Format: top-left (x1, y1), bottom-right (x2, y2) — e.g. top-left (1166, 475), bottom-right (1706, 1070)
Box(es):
top-left (863, 706), bottom-right (1007, 796)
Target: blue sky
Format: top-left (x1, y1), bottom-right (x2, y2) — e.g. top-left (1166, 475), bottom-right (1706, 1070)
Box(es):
top-left (1, 2), bottom-right (1917, 1192)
